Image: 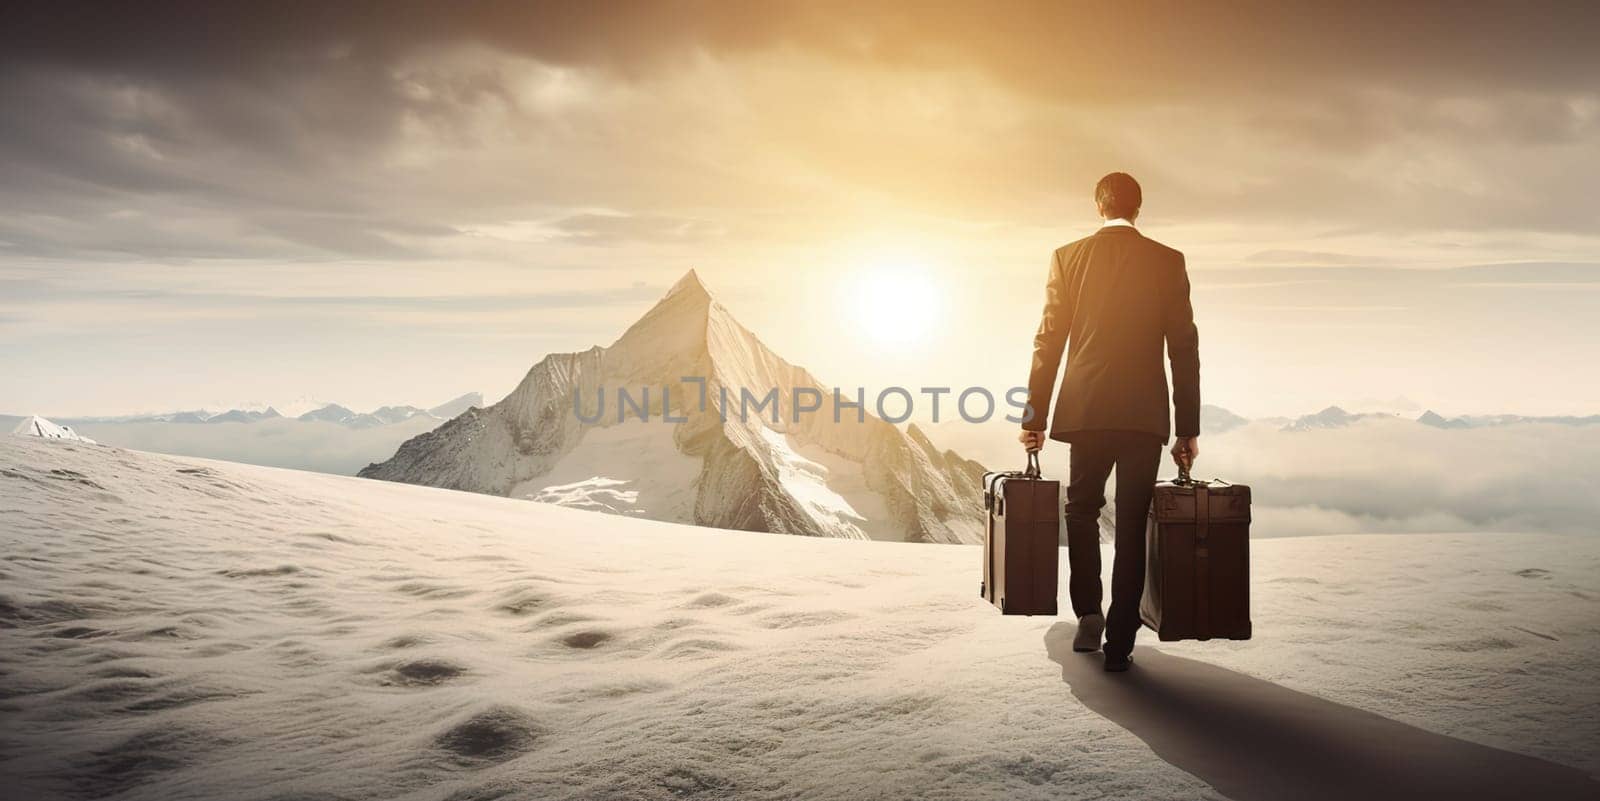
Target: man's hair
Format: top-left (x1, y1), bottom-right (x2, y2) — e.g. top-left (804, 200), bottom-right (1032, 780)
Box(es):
top-left (1095, 172), bottom-right (1142, 220)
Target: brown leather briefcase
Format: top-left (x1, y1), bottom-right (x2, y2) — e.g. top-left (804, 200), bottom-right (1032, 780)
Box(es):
top-left (980, 451), bottom-right (1059, 616)
top-left (1140, 468), bottom-right (1252, 640)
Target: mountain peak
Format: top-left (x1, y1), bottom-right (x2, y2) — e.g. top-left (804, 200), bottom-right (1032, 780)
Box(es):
top-left (1417, 409), bottom-right (1470, 429)
top-left (665, 269), bottom-right (710, 300)
top-left (607, 269), bottom-right (726, 359)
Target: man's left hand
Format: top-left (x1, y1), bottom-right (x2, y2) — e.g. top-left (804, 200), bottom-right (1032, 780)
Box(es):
top-left (1019, 429), bottom-right (1046, 452)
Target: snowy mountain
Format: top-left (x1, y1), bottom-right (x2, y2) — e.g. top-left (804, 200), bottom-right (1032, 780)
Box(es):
top-left (259, 396), bottom-right (482, 425)
top-left (365, 405), bottom-right (430, 426)
top-left (279, 395), bottom-right (484, 428)
top-left (205, 407), bottom-right (282, 424)
top-left (297, 404), bottom-right (360, 424)
top-left (362, 271), bottom-right (988, 544)
top-left (36, 395), bottom-right (482, 430)
top-left (9, 415), bottom-right (96, 443)
top-left (1275, 406), bottom-right (1600, 432)
top-left (1196, 405), bottom-right (1600, 433)
top-left (1417, 410), bottom-right (1471, 429)
top-left (300, 403), bottom-right (427, 428)
top-left (1200, 404), bottom-right (1250, 434)
top-left (1282, 405), bottom-right (1399, 431)
top-left (1418, 410), bottom-right (1600, 429)
top-left (159, 411), bottom-right (212, 423)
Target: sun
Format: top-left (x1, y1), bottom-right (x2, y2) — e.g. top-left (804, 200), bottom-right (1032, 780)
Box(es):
top-left (847, 262), bottom-right (943, 349)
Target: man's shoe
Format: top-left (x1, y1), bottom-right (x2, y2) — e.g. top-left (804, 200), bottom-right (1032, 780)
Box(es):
top-left (1073, 614), bottom-right (1105, 653)
top-left (1104, 653), bottom-right (1134, 672)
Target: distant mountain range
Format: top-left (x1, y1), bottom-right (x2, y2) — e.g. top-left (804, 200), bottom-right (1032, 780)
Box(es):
top-left (1280, 406), bottom-right (1400, 432)
top-left (1415, 409), bottom-right (1600, 429)
top-left (1201, 404), bottom-right (1251, 434)
top-left (49, 393), bottom-right (483, 430)
top-left (1201, 404), bottom-right (1600, 433)
top-left (290, 394), bottom-right (482, 428)
top-left (206, 408), bottom-right (284, 424)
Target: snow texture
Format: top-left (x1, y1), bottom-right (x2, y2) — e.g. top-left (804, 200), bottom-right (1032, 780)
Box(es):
top-left (2, 436), bottom-right (1597, 800)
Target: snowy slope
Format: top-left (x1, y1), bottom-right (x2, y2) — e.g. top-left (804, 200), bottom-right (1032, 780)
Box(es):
top-left (362, 271), bottom-right (987, 544)
top-left (2, 438), bottom-right (1596, 801)
top-left (9, 415), bottom-right (95, 443)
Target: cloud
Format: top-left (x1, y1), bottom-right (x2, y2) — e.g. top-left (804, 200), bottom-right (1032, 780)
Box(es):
top-left (929, 414), bottom-right (1600, 537)
top-left (1207, 419), bottom-right (1600, 536)
top-left (1246, 250), bottom-right (1366, 266)
top-left (9, 3), bottom-right (1600, 101)
top-left (0, 275), bottom-right (666, 342)
top-left (549, 212), bottom-right (724, 246)
top-left (1448, 262), bottom-right (1600, 284)
top-left (0, 1), bottom-right (1597, 266)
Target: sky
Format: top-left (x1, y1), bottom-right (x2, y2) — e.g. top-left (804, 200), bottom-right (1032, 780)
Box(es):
top-left (2, 1), bottom-right (1598, 419)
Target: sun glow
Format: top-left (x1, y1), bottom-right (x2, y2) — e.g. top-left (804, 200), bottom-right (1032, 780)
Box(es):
top-left (847, 261), bottom-right (944, 350)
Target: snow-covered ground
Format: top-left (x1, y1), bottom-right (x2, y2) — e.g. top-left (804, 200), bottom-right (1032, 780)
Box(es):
top-left (1, 436), bottom-right (1596, 800)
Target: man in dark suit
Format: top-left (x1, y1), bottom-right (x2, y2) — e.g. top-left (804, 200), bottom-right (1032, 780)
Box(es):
top-left (1019, 172), bottom-right (1200, 672)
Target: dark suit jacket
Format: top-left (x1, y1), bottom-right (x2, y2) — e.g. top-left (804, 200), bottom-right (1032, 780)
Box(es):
top-left (1023, 225), bottom-right (1199, 444)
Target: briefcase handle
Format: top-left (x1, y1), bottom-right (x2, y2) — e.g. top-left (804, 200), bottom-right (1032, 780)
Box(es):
top-left (1173, 465), bottom-right (1232, 487)
top-left (1024, 448), bottom-right (1041, 478)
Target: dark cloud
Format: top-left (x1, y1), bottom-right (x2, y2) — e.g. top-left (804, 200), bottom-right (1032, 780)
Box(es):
top-left (0, 1), bottom-right (1598, 260)
top-left (0, 60), bottom-right (441, 259)
top-left (7, 2), bottom-right (1599, 99)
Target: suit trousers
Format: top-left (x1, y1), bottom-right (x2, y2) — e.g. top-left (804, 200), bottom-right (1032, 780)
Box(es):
top-left (1064, 430), bottom-right (1164, 659)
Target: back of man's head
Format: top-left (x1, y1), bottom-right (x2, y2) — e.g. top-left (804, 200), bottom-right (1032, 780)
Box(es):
top-left (1095, 172), bottom-right (1142, 221)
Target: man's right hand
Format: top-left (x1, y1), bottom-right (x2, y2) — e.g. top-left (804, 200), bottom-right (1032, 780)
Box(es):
top-left (1171, 435), bottom-right (1199, 471)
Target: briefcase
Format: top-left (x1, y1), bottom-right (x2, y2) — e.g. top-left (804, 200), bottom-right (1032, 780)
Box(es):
top-left (980, 451), bottom-right (1059, 616)
top-left (1140, 468), bottom-right (1252, 640)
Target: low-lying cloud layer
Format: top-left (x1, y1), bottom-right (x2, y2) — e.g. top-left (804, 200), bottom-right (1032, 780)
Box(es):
top-left (935, 417), bottom-right (1600, 537)
top-left (1208, 420), bottom-right (1599, 536)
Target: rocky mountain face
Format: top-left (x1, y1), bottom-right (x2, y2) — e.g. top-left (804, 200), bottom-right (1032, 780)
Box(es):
top-left (361, 271), bottom-right (989, 544)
